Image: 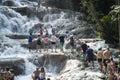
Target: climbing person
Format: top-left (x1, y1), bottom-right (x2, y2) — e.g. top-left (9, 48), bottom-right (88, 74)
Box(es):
top-left (50, 34), bottom-right (58, 52)
top-left (36, 35), bottom-right (42, 52)
top-left (43, 35), bottom-right (49, 52)
top-left (96, 48), bottom-right (104, 71)
top-left (32, 67), bottom-right (40, 80)
top-left (102, 48), bottom-right (112, 73)
top-left (39, 67), bottom-right (46, 80)
top-left (59, 34), bottom-right (65, 52)
top-left (108, 58), bottom-right (116, 72)
top-left (86, 46), bottom-right (95, 68)
top-left (81, 42), bottom-right (88, 59)
top-left (28, 32), bottom-right (33, 52)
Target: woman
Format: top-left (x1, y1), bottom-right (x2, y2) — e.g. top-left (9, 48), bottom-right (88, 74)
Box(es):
top-left (39, 67), bottom-right (46, 80)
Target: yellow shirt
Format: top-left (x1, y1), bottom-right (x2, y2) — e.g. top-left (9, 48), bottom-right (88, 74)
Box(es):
top-left (97, 51), bottom-right (103, 59)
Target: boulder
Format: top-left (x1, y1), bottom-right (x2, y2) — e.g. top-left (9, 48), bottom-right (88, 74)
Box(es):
top-left (0, 57), bottom-right (25, 75)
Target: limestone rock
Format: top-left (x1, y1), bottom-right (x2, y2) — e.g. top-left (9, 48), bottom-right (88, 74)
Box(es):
top-left (0, 57), bottom-right (25, 75)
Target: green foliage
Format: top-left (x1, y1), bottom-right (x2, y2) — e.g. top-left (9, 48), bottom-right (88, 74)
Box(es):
top-left (96, 32), bottom-right (102, 38)
top-left (80, 0), bottom-right (119, 45)
top-left (109, 5), bottom-right (120, 22)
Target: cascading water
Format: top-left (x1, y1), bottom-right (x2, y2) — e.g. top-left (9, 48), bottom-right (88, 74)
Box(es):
top-left (0, 0), bottom-right (108, 80)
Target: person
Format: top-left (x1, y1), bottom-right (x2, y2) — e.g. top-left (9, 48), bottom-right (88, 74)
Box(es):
top-left (115, 71), bottom-right (120, 80)
top-left (39, 27), bottom-right (43, 36)
top-left (9, 69), bottom-right (14, 80)
top-left (69, 34), bottom-right (74, 53)
top-left (117, 55), bottom-right (120, 73)
top-left (44, 27), bottom-right (49, 36)
top-left (86, 46), bottom-right (94, 68)
top-left (96, 48), bottom-right (104, 71)
top-left (59, 34), bottom-right (65, 52)
top-left (28, 33), bottom-right (33, 52)
top-left (32, 68), bottom-right (40, 80)
top-left (107, 70), bottom-right (117, 80)
top-left (0, 73), bottom-right (4, 80)
top-left (36, 35), bottom-right (42, 52)
top-left (108, 58), bottom-right (116, 72)
top-left (4, 67), bottom-right (11, 80)
top-left (102, 48), bottom-right (112, 73)
top-left (50, 34), bottom-right (58, 52)
top-left (81, 42), bottom-right (88, 59)
top-left (75, 38), bottom-right (82, 55)
top-left (39, 67), bottom-right (45, 80)
top-left (51, 26), bottom-right (55, 35)
top-left (43, 36), bottom-right (49, 52)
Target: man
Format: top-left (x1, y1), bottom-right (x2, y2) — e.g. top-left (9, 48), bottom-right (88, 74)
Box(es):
top-left (81, 42), bottom-right (88, 58)
top-left (32, 68), bottom-right (40, 80)
top-left (86, 46), bottom-right (94, 68)
top-left (102, 48), bottom-right (112, 73)
top-left (28, 33), bottom-right (33, 52)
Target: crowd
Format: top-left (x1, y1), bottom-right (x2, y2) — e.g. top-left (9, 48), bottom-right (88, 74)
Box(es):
top-left (0, 67), bottom-right (14, 80)
top-left (28, 26), bottom-right (120, 80)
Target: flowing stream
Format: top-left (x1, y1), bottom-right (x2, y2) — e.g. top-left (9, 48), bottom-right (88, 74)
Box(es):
top-left (0, 0), bottom-right (108, 80)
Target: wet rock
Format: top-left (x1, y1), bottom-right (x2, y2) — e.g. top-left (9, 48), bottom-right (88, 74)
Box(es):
top-left (12, 7), bottom-right (34, 16)
top-left (0, 57), bottom-right (25, 75)
top-left (2, 0), bottom-right (15, 6)
top-left (6, 34), bottom-right (38, 39)
top-left (44, 0), bottom-right (81, 11)
top-left (30, 54), bottom-right (67, 73)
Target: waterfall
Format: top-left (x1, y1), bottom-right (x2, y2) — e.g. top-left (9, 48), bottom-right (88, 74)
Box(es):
top-left (0, 0), bottom-right (107, 80)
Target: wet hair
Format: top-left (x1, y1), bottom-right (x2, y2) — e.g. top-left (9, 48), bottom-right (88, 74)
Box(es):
top-left (47, 78), bottom-right (50, 80)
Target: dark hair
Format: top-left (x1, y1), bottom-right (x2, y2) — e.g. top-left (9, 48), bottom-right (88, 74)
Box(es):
top-left (47, 78), bottom-right (50, 80)
top-left (6, 67), bottom-right (10, 71)
top-left (30, 33), bottom-right (32, 35)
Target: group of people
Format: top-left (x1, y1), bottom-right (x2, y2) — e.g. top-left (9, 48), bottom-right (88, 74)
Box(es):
top-left (0, 67), bottom-right (14, 80)
top-left (96, 48), bottom-right (120, 80)
top-left (32, 67), bottom-right (50, 80)
top-left (28, 26), bottom-right (120, 80)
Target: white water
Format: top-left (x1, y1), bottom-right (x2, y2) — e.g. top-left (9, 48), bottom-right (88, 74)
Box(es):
top-left (0, 0), bottom-right (107, 80)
